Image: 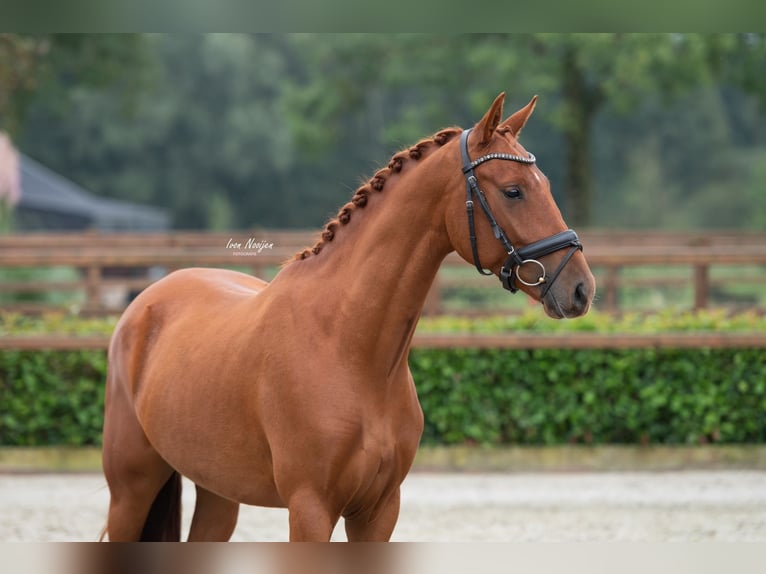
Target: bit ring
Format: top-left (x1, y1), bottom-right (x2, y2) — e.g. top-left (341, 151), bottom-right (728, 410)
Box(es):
top-left (515, 259), bottom-right (546, 287)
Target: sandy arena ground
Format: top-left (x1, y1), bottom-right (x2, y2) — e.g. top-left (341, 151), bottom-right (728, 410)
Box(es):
top-left (1, 470), bottom-right (765, 542)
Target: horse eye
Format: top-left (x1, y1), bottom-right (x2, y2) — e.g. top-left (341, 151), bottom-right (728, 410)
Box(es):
top-left (502, 187), bottom-right (523, 200)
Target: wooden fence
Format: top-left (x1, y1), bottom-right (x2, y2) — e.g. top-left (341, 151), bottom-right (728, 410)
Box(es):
top-left (1, 229), bottom-right (766, 317)
top-left (2, 331), bottom-right (766, 351)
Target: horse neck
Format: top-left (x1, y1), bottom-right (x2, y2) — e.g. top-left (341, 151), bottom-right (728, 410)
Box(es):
top-left (279, 144), bottom-right (457, 376)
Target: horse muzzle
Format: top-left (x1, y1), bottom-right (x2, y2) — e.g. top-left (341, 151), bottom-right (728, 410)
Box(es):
top-left (499, 229), bottom-right (584, 296)
top-left (542, 278), bottom-right (593, 319)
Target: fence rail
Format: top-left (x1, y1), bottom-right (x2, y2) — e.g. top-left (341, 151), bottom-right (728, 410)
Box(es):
top-left (2, 230), bottom-right (766, 316)
top-left (2, 332), bottom-right (766, 351)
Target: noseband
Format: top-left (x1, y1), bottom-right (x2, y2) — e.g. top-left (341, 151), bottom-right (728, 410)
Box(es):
top-left (460, 128), bottom-right (583, 296)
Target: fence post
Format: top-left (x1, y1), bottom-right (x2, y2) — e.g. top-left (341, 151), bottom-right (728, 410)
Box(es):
top-left (423, 278), bottom-right (442, 316)
top-left (694, 264), bottom-right (710, 310)
top-left (603, 265), bottom-right (620, 313)
top-left (84, 264), bottom-right (102, 313)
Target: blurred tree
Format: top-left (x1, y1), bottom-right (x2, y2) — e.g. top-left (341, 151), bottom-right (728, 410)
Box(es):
top-left (709, 33), bottom-right (766, 109)
top-left (505, 34), bottom-right (726, 226)
top-left (1, 34), bottom-right (149, 135)
top-left (11, 33), bottom-right (766, 231)
top-left (20, 34), bottom-right (298, 229)
top-left (284, 34), bottom-right (733, 226)
top-left (281, 34), bottom-right (531, 225)
top-left (0, 34), bottom-right (49, 136)
top-left (588, 34), bottom-right (766, 229)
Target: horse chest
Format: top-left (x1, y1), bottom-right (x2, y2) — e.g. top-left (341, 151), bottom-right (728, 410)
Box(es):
top-left (353, 400), bottom-right (422, 490)
top-left (342, 434), bottom-right (410, 517)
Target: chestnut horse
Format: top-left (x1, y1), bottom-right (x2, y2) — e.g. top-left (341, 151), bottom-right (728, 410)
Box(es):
top-left (101, 93), bottom-right (595, 542)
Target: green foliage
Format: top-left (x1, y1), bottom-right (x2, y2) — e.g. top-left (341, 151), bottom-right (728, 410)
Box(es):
top-left (0, 267), bottom-right (83, 307)
top-left (0, 34), bottom-right (47, 136)
top-left (20, 34), bottom-right (301, 230)
top-left (412, 347), bottom-right (766, 446)
top-left (0, 349), bottom-right (106, 446)
top-left (0, 313), bottom-right (114, 446)
top-left (1, 34), bottom-right (149, 136)
top-left (418, 308), bottom-right (766, 335)
top-left (414, 309), bottom-right (766, 445)
top-left (11, 33), bottom-right (766, 232)
top-left (1, 310), bottom-right (764, 447)
top-left (0, 311), bottom-right (117, 336)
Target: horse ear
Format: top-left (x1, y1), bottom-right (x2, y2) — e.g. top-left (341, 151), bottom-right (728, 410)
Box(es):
top-left (475, 92), bottom-right (506, 146)
top-left (499, 95), bottom-right (538, 138)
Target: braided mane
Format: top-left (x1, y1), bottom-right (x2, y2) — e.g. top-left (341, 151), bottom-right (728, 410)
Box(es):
top-left (289, 127), bottom-right (462, 262)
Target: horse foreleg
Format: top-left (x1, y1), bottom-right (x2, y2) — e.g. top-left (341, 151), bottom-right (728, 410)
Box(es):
top-left (344, 488), bottom-right (401, 542)
top-left (187, 485), bottom-right (240, 541)
top-left (287, 489), bottom-right (340, 541)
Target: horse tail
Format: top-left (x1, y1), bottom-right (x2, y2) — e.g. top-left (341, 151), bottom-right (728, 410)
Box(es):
top-left (140, 472), bottom-right (183, 541)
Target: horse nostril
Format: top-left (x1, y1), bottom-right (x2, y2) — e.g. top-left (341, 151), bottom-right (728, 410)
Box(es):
top-left (574, 282), bottom-right (588, 310)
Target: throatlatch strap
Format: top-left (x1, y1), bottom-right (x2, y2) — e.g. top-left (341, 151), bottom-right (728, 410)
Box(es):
top-left (465, 196), bottom-right (491, 276)
top-left (461, 129), bottom-right (494, 276)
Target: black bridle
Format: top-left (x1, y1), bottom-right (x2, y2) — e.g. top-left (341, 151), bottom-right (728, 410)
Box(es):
top-left (460, 128), bottom-right (583, 296)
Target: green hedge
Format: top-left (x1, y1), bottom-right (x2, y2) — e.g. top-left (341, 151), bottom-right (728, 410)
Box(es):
top-left (1, 310), bottom-right (765, 446)
top-left (1, 350), bottom-right (106, 446)
top-left (412, 348), bottom-right (766, 445)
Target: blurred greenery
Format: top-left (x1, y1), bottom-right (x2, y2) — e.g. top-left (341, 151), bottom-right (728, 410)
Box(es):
top-left (5, 307), bottom-right (765, 337)
top-left (3, 33), bottom-right (766, 230)
top-left (0, 1), bottom-right (763, 34)
top-left (417, 307), bottom-right (766, 334)
top-left (0, 267), bottom-right (83, 308)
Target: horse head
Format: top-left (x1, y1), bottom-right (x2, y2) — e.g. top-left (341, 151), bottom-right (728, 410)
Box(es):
top-left (445, 93), bottom-right (595, 318)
